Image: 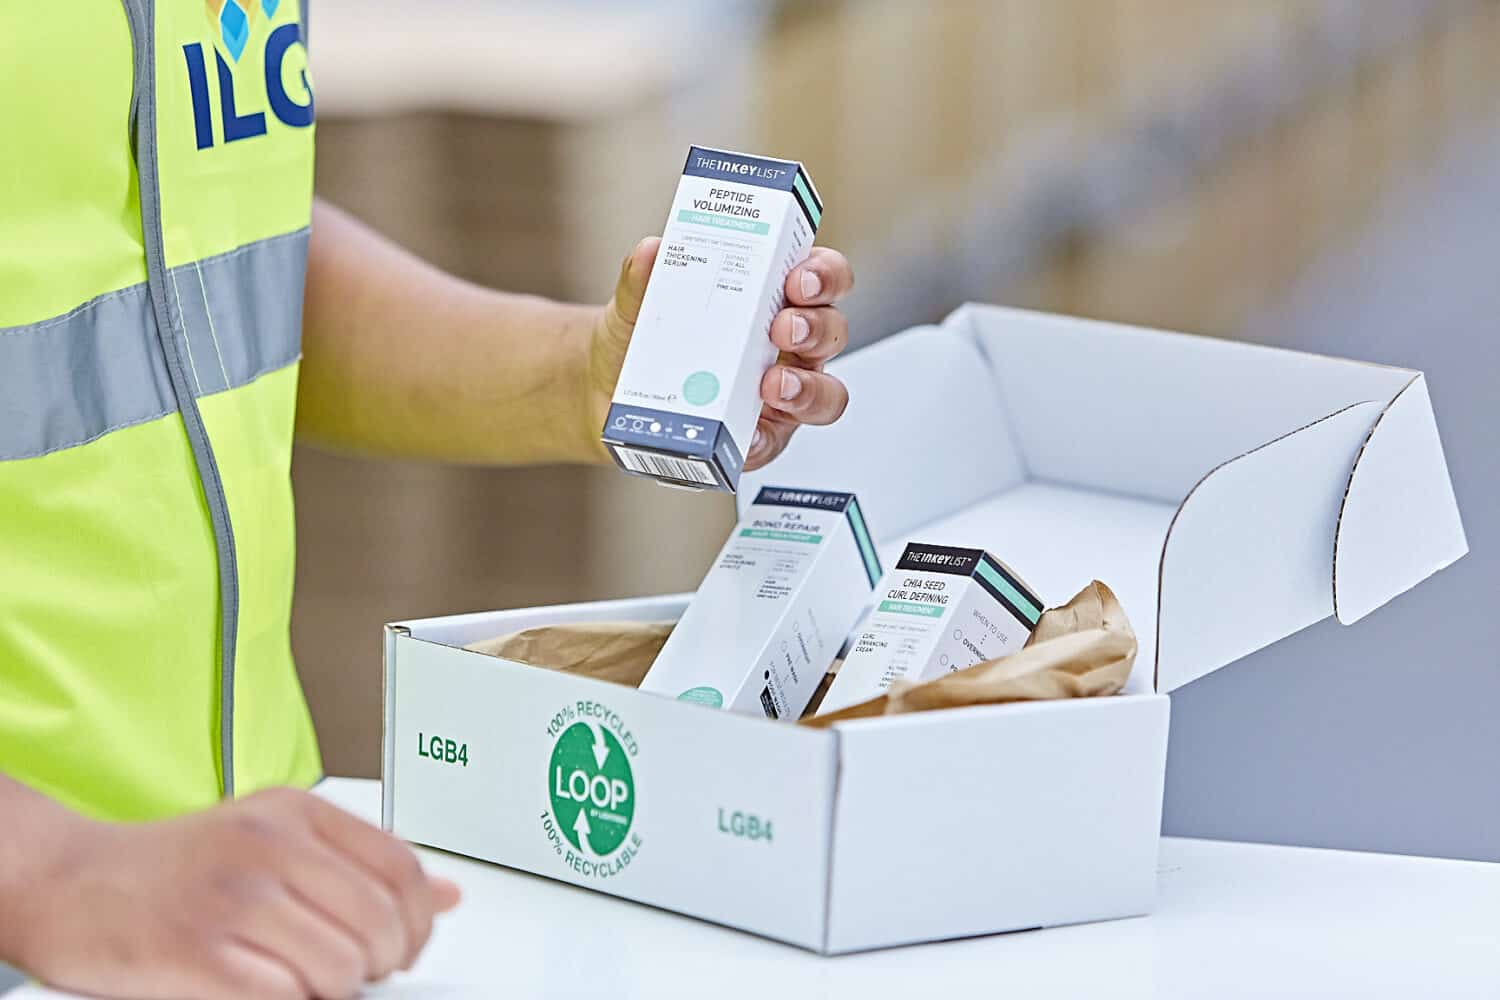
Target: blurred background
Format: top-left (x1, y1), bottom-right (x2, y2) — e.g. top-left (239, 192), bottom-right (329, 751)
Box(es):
top-left (298, 0), bottom-right (1499, 859)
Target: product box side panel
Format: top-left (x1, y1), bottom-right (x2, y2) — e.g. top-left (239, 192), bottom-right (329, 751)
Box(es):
top-left (1155, 400), bottom-right (1385, 693)
top-left (734, 528), bottom-right (873, 721)
top-left (640, 559), bottom-right (790, 705)
top-left (721, 193), bottom-right (809, 459)
top-left (387, 637), bottom-right (836, 949)
top-left (1334, 374), bottom-right (1468, 624)
top-left (821, 624), bottom-right (943, 718)
top-left (719, 615), bottom-right (796, 720)
top-left (824, 695), bottom-right (1168, 953)
top-left (645, 501), bottom-right (851, 709)
top-left (818, 515), bottom-right (879, 622)
top-left (739, 324), bottom-right (1026, 542)
top-left (952, 304), bottom-right (1415, 503)
top-left (940, 583), bottom-right (1034, 664)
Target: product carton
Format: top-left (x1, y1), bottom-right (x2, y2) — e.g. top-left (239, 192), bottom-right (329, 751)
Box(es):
top-left (602, 146), bottom-right (821, 491)
top-left (383, 305), bottom-right (1464, 953)
top-left (639, 486), bottom-right (880, 719)
top-left (819, 542), bottom-right (1042, 715)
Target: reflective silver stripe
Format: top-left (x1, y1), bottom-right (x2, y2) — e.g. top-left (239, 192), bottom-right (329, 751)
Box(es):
top-left (121, 0), bottom-right (244, 798)
top-left (0, 230), bottom-right (307, 461)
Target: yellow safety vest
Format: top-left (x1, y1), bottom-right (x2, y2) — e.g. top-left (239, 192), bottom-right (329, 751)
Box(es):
top-left (0, 0), bottom-right (322, 821)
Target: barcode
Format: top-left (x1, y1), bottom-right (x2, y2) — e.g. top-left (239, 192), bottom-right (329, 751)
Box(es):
top-left (613, 446), bottom-right (719, 486)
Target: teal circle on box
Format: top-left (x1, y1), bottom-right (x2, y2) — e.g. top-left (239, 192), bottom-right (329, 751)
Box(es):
top-left (682, 371), bottom-right (720, 406)
top-left (677, 686), bottom-right (724, 708)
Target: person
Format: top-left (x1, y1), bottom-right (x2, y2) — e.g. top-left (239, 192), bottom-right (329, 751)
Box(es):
top-left (0, 3), bottom-right (853, 997)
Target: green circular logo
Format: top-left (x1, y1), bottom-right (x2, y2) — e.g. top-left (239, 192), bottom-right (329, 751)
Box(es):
top-left (547, 722), bottom-right (634, 856)
top-left (676, 686), bottom-right (724, 707)
top-left (682, 370), bottom-right (720, 406)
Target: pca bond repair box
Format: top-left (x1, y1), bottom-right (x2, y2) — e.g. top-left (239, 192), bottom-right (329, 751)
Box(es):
top-left (385, 305), bottom-right (1464, 953)
top-left (602, 146), bottom-right (822, 492)
top-left (639, 487), bottom-right (880, 719)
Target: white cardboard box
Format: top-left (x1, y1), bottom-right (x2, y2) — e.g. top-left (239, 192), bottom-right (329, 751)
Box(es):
top-left (382, 305), bottom-right (1465, 953)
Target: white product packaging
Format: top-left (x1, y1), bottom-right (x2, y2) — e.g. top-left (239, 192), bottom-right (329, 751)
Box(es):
top-left (818, 542), bottom-right (1043, 715)
top-left (638, 486), bottom-right (880, 719)
top-left (383, 305), bottom-right (1465, 954)
top-left (602, 146), bottom-right (823, 492)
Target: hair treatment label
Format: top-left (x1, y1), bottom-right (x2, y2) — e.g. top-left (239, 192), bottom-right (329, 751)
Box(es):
top-left (604, 147), bottom-right (822, 492)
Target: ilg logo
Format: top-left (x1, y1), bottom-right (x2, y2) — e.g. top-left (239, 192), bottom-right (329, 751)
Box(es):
top-left (183, 0), bottom-right (314, 150)
top-left (541, 700), bottom-right (644, 879)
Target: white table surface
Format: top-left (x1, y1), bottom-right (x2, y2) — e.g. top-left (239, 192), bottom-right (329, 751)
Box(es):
top-left (14, 778), bottom-right (1499, 999)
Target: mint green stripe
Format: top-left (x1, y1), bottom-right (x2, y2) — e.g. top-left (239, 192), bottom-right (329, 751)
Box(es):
top-left (878, 599), bottom-right (945, 618)
top-left (792, 174), bottom-right (821, 227)
top-left (845, 500), bottom-right (880, 588)
top-left (975, 561), bottom-right (1042, 625)
top-left (740, 528), bottom-right (822, 544)
top-left (678, 210), bottom-right (770, 235)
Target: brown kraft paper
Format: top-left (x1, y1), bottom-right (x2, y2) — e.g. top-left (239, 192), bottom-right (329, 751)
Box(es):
top-left (463, 580), bottom-right (1134, 724)
top-left (800, 580), bottom-right (1135, 727)
top-left (465, 620), bottom-right (673, 689)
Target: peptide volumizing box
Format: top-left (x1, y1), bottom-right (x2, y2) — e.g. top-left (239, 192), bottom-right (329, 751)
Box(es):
top-left (603, 146), bottom-right (823, 491)
top-left (639, 487), bottom-right (880, 719)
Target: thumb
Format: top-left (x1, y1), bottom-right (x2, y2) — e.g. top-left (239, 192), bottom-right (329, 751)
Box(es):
top-left (428, 875), bottom-right (462, 912)
top-left (601, 237), bottom-right (660, 347)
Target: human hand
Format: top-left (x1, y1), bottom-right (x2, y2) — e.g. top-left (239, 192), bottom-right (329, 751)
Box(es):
top-left (4, 787), bottom-right (460, 999)
top-left (589, 237), bottom-right (855, 470)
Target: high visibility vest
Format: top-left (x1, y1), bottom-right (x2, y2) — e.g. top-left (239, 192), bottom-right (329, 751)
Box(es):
top-left (0, 0), bottom-right (322, 821)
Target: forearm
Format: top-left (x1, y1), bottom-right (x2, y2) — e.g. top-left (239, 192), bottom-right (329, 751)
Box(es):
top-left (296, 199), bottom-right (606, 465)
top-left (0, 773), bottom-right (90, 966)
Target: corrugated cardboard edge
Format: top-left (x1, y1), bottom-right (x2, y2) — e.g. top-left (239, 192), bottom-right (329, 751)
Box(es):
top-left (381, 624), bottom-right (409, 832)
top-left (1333, 373), bottom-right (1469, 624)
top-left (1153, 400), bottom-right (1385, 693)
top-left (819, 729), bottom-right (845, 955)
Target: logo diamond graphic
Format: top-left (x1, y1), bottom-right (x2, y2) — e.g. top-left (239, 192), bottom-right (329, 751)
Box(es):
top-left (261, 0), bottom-right (280, 16)
top-left (218, 0), bottom-right (250, 61)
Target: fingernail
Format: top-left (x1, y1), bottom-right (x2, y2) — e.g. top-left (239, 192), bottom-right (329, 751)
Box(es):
top-left (800, 269), bottom-right (822, 301)
top-left (751, 429), bottom-right (765, 454)
top-left (790, 313), bottom-right (811, 346)
top-left (779, 368), bottom-right (803, 401)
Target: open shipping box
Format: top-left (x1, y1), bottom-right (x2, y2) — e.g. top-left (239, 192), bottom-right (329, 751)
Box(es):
top-left (381, 306), bottom-right (1465, 953)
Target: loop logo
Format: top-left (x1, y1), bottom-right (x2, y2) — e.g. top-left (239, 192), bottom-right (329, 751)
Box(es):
top-left (183, 0), bottom-right (314, 150)
top-left (540, 701), bottom-right (643, 879)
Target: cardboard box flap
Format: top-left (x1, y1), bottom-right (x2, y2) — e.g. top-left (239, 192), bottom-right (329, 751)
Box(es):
top-left (949, 304), bottom-right (1415, 503)
top-left (744, 305), bottom-right (1464, 696)
top-left (1334, 374), bottom-right (1468, 624)
top-left (1153, 400), bottom-right (1385, 692)
top-left (756, 323), bottom-right (1026, 542)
